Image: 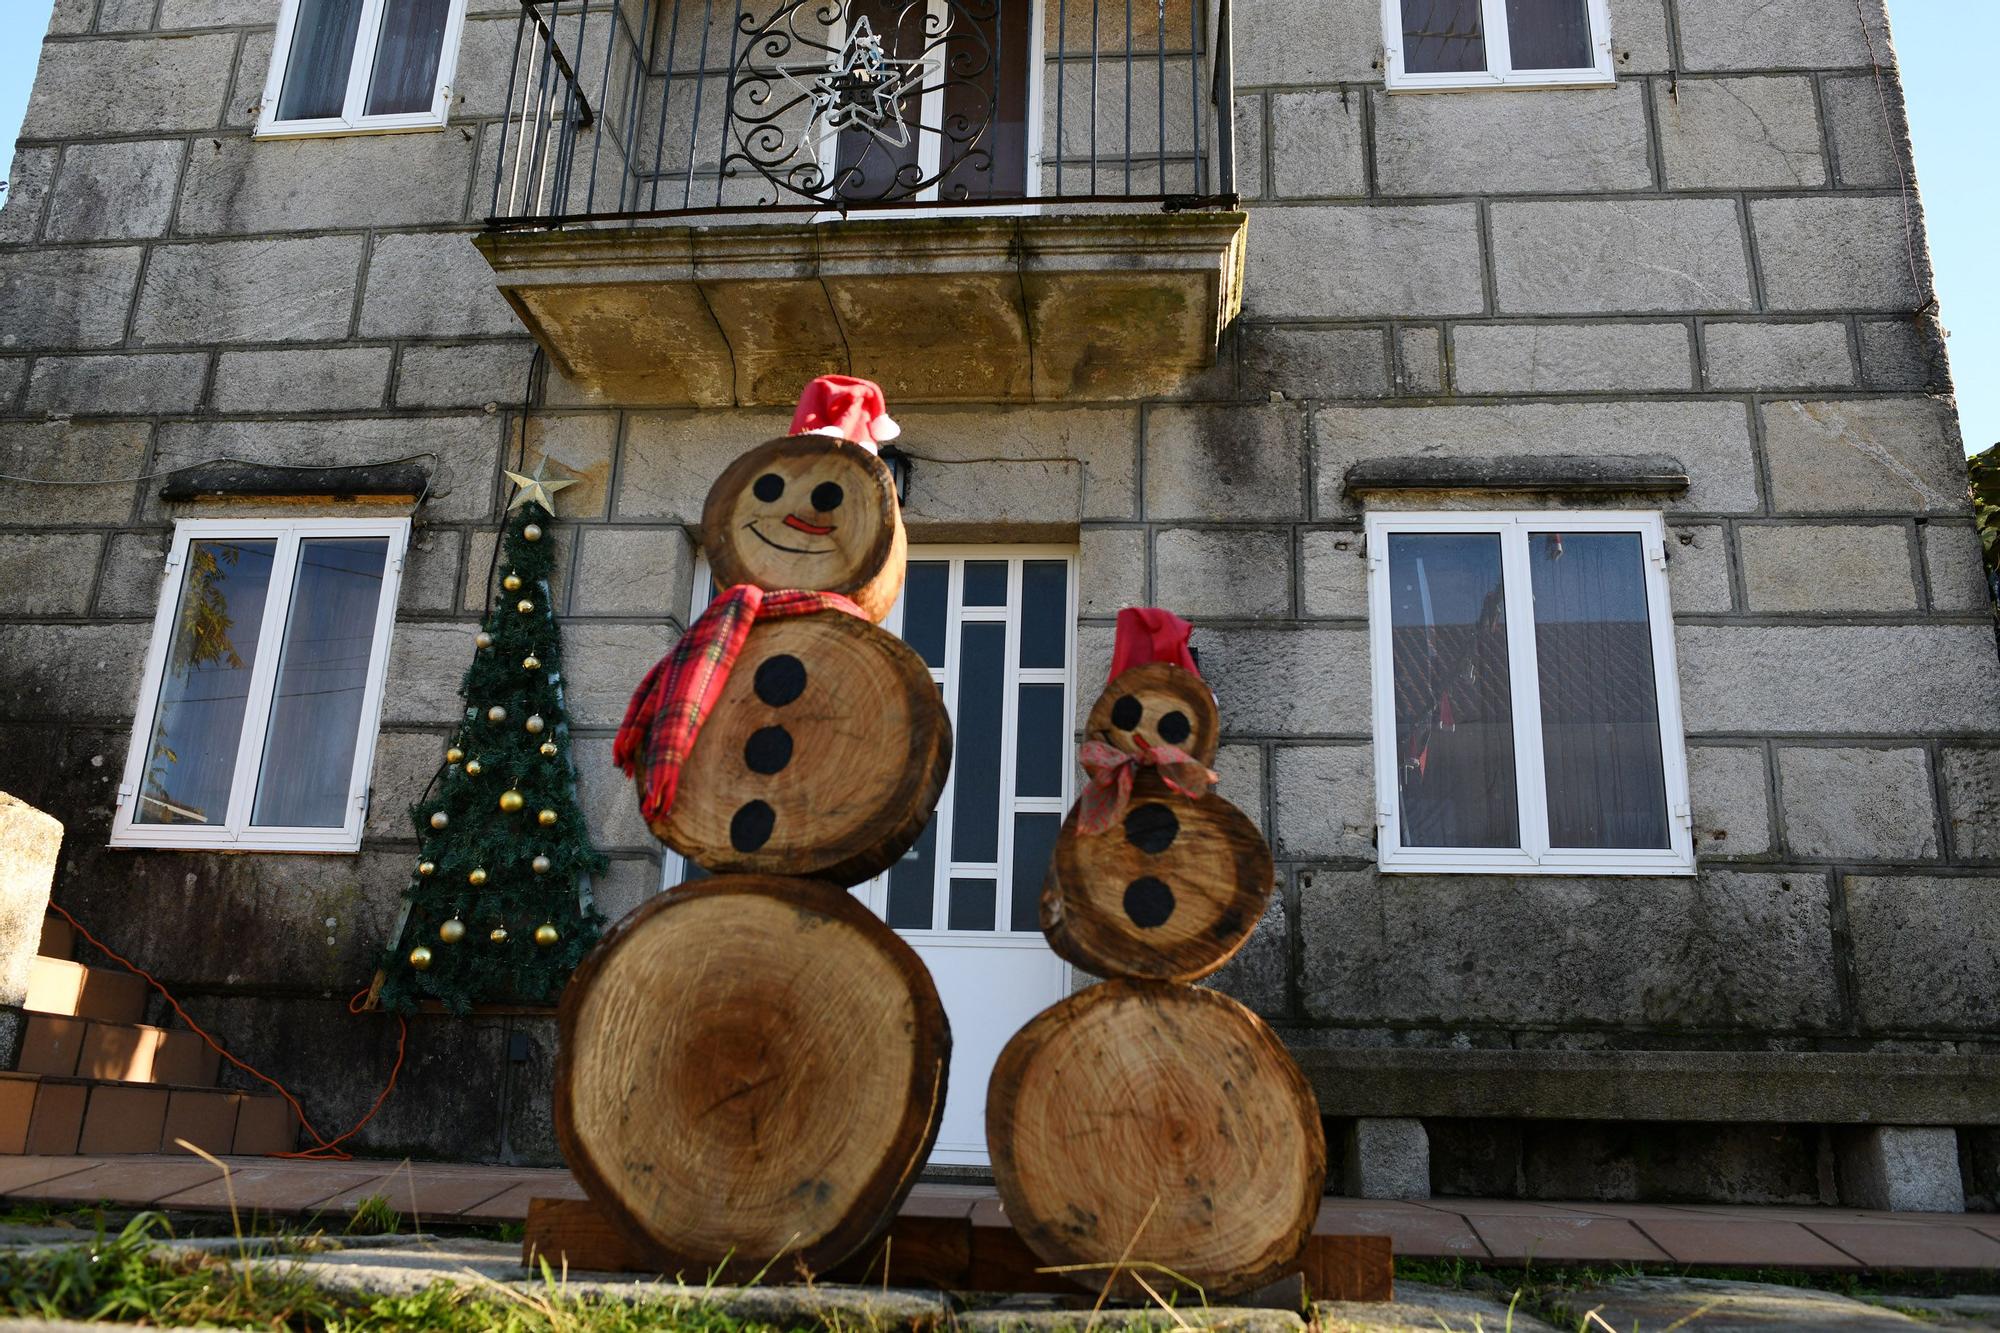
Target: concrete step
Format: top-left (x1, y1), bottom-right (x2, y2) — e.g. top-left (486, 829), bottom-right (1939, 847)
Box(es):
top-left (16, 1015), bottom-right (221, 1088)
top-left (36, 912), bottom-right (74, 962)
top-left (0, 1072), bottom-right (299, 1158)
top-left (24, 957), bottom-right (148, 1024)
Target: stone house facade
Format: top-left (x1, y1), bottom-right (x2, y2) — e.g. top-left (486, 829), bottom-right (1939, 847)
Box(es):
top-left (2, 0), bottom-right (1996, 1208)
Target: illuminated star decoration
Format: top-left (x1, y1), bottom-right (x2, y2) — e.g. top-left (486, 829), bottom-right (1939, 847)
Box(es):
top-left (778, 16), bottom-right (940, 154)
top-left (504, 460), bottom-right (580, 514)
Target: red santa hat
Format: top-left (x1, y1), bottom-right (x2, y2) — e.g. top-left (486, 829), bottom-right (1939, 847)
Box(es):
top-left (1108, 607), bottom-right (1202, 681)
top-left (789, 375), bottom-right (900, 454)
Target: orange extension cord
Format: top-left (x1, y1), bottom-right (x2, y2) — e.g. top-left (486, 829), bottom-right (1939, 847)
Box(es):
top-left (44, 902), bottom-right (407, 1161)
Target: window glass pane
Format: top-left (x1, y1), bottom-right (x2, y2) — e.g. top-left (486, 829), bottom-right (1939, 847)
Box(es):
top-left (1529, 532), bottom-right (1669, 849)
top-left (940, 0), bottom-right (1033, 200)
top-left (963, 560), bottom-right (1008, 606)
top-left (1505, 0), bottom-right (1593, 69)
top-left (1013, 684), bottom-right (1065, 797)
top-left (1401, 0), bottom-right (1487, 73)
top-left (887, 819), bottom-right (938, 928)
top-left (1009, 812), bottom-right (1060, 932)
top-left (948, 878), bottom-right (997, 931)
top-left (276, 0), bottom-right (367, 122)
top-left (950, 620), bottom-right (1006, 861)
top-left (136, 539), bottom-right (279, 826)
top-left (364, 0), bottom-right (453, 115)
top-left (251, 538), bottom-right (391, 828)
top-left (1019, 560), bottom-right (1067, 668)
top-left (1387, 533), bottom-right (1518, 848)
top-left (904, 561), bottom-right (948, 667)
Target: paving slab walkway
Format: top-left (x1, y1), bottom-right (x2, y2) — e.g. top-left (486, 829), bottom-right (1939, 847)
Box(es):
top-left (3, 1154), bottom-right (1997, 1272)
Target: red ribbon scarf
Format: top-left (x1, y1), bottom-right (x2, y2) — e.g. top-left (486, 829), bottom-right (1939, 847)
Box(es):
top-left (1075, 737), bottom-right (1219, 836)
top-left (614, 585), bottom-right (866, 824)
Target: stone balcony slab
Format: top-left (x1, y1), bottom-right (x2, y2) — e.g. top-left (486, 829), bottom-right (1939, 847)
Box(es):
top-left (473, 210), bottom-right (1248, 406)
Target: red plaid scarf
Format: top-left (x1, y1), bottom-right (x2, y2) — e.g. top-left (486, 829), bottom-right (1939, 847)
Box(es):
top-left (1075, 737), bottom-right (1219, 836)
top-left (614, 585), bottom-right (866, 824)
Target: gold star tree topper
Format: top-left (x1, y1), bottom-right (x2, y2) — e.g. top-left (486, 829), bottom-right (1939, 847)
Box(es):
top-left (505, 459), bottom-right (579, 513)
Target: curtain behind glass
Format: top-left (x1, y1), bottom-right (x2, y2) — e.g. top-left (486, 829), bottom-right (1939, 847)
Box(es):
top-left (1505, 0), bottom-right (1592, 69)
top-left (365, 0), bottom-right (453, 115)
top-left (251, 538), bottom-right (391, 828)
top-left (1402, 0), bottom-right (1486, 73)
top-left (138, 540), bottom-right (278, 825)
top-left (1528, 532), bottom-right (1669, 849)
top-left (276, 0), bottom-right (368, 122)
top-left (1387, 533), bottom-right (1518, 848)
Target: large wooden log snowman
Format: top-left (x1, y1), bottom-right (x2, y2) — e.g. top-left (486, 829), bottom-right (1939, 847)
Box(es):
top-left (561, 377), bottom-right (953, 1279)
top-left (987, 609), bottom-right (1328, 1301)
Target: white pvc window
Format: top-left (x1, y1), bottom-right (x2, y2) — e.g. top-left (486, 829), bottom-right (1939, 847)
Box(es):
top-left (257, 0), bottom-right (469, 137)
top-left (668, 545), bottom-right (1078, 932)
top-left (1383, 0), bottom-right (1613, 90)
top-left (111, 518), bottom-right (410, 853)
top-left (1365, 512), bottom-right (1693, 875)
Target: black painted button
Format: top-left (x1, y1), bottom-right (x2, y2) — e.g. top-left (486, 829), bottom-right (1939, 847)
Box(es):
top-left (1108, 694), bottom-right (1143, 730)
top-left (753, 654), bottom-right (807, 707)
top-left (810, 481), bottom-right (844, 511)
top-left (1123, 876), bottom-right (1175, 928)
top-left (1124, 803), bottom-right (1179, 855)
top-left (1157, 709), bottom-right (1192, 746)
top-left (730, 800), bottom-right (775, 852)
top-left (744, 726), bottom-right (793, 775)
top-left (753, 473), bottom-right (785, 502)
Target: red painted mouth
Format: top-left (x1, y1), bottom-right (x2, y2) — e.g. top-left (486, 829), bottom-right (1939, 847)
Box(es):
top-left (782, 514), bottom-right (835, 536)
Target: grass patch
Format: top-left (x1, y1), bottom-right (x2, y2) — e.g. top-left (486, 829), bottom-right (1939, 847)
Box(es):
top-left (344, 1195), bottom-right (402, 1238)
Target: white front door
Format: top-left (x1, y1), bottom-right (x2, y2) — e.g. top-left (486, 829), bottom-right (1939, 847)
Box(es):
top-left (673, 545), bottom-right (1077, 1167)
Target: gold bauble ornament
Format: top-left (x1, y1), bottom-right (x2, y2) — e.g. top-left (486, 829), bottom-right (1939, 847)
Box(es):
top-left (517, 599), bottom-right (535, 614)
top-left (537, 809), bottom-right (557, 827)
top-left (522, 655), bottom-right (541, 671)
top-left (523, 523), bottom-right (543, 542)
top-left (475, 632), bottom-right (493, 650)
top-left (439, 918), bottom-right (466, 945)
top-left (464, 759), bottom-right (483, 776)
top-left (445, 746), bottom-right (464, 764)
top-left (409, 945), bottom-right (433, 970)
top-left (417, 860), bottom-right (435, 877)
top-left (502, 573), bottom-right (523, 592)
top-left (468, 867), bottom-right (488, 886)
top-left (499, 789), bottom-right (525, 813)
top-left (539, 741), bottom-right (558, 758)
top-left (535, 924), bottom-right (560, 947)
top-left (487, 705), bottom-right (507, 723)
top-left (429, 811), bottom-right (449, 830)
top-left (531, 854), bottom-right (552, 875)
top-left (524, 714), bottom-right (546, 735)
top-left (489, 926), bottom-right (509, 944)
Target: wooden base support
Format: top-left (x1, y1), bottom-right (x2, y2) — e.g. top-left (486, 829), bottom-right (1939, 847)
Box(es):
top-left (521, 1197), bottom-right (1394, 1303)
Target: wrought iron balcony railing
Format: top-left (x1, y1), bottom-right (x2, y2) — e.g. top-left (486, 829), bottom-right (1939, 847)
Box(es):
top-left (487, 0), bottom-right (1237, 226)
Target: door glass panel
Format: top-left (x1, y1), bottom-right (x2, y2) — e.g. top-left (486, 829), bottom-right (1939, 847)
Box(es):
top-left (1529, 532), bottom-right (1669, 849)
top-left (1019, 560), bottom-right (1067, 668)
top-left (276, 0), bottom-right (368, 121)
top-left (251, 538), bottom-right (391, 828)
top-left (364, 0), bottom-right (453, 115)
top-left (830, 0), bottom-right (927, 201)
top-left (1013, 684), bottom-right (1065, 797)
top-left (962, 560), bottom-right (1008, 606)
top-left (137, 539), bottom-right (279, 825)
top-left (887, 819), bottom-right (939, 928)
top-left (904, 561), bottom-right (949, 667)
top-left (939, 0), bottom-right (1032, 200)
top-left (1401, 0), bottom-right (1486, 73)
top-left (1009, 812), bottom-right (1059, 931)
top-left (950, 620), bottom-right (1006, 862)
top-left (1386, 532), bottom-right (1518, 848)
top-left (1505, 0), bottom-right (1592, 68)
top-left (948, 877), bottom-right (997, 931)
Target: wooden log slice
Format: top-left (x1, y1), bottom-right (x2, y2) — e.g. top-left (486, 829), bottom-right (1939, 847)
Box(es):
top-left (557, 875), bottom-right (950, 1281)
top-left (1085, 662), bottom-right (1219, 765)
top-left (702, 436), bottom-right (907, 623)
top-left (1041, 769), bottom-right (1273, 982)
top-left (987, 980), bottom-right (1325, 1301)
top-left (657, 611), bottom-right (951, 886)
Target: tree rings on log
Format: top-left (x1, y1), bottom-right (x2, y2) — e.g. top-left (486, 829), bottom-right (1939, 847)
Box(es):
top-left (657, 612), bottom-right (951, 886)
top-left (557, 875), bottom-right (951, 1281)
top-left (702, 436), bottom-right (907, 623)
top-left (1085, 662), bottom-right (1219, 765)
top-left (987, 980), bottom-right (1324, 1301)
top-left (1041, 770), bottom-right (1273, 982)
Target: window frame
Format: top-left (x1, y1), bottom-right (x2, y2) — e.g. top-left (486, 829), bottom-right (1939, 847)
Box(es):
top-left (256, 0), bottom-right (471, 139)
top-left (1381, 0), bottom-right (1615, 92)
top-left (1364, 510), bottom-right (1694, 877)
top-left (110, 516), bottom-right (411, 854)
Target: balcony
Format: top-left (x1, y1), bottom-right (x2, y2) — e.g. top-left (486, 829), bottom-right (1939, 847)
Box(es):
top-left (472, 0), bottom-right (1246, 405)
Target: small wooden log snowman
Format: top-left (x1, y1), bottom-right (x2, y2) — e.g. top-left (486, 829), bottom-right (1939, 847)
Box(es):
top-left (558, 377), bottom-right (954, 1281)
top-left (987, 609), bottom-right (1327, 1302)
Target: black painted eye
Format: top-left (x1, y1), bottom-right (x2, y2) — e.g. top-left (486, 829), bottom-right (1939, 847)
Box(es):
top-left (1157, 710), bottom-right (1192, 746)
top-left (753, 473), bottom-right (784, 502)
top-left (1109, 695), bottom-right (1143, 730)
top-left (811, 481), bottom-right (845, 512)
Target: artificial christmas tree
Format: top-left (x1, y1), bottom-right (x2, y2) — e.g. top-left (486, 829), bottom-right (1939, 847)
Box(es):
top-left (376, 466), bottom-right (606, 1013)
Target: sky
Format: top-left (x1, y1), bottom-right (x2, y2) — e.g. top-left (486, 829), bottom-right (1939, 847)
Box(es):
top-left (0, 1), bottom-right (1994, 451)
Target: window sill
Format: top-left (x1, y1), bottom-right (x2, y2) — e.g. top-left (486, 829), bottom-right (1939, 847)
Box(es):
top-left (252, 116), bottom-right (451, 141)
top-left (1377, 856), bottom-right (1698, 877)
top-left (108, 833), bottom-right (366, 855)
top-left (1383, 72), bottom-right (1618, 93)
